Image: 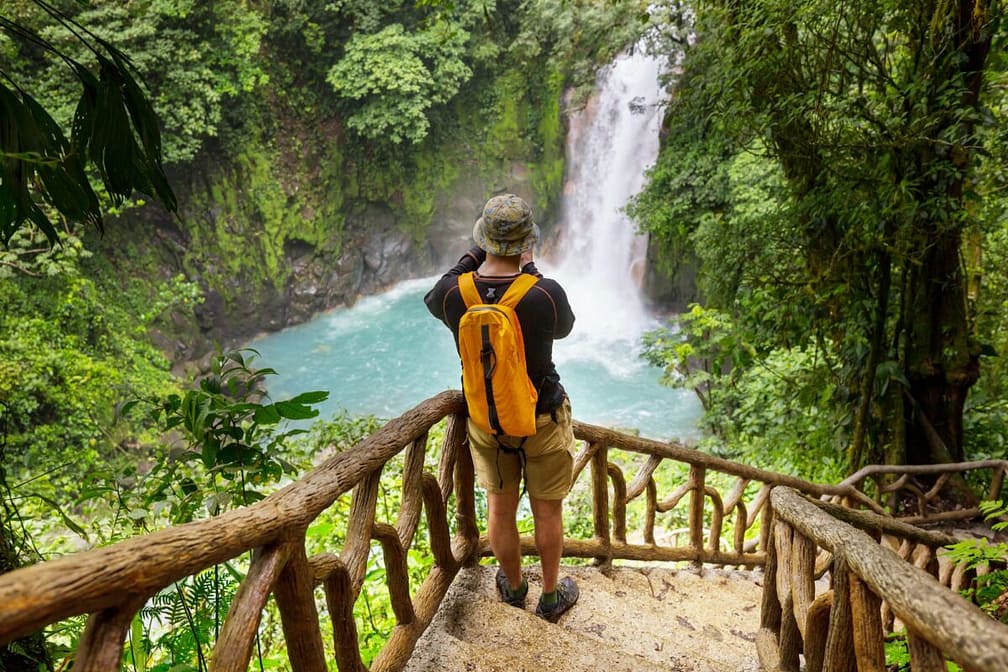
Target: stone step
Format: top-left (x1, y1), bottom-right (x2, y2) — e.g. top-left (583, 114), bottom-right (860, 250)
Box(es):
top-left (405, 564), bottom-right (764, 672)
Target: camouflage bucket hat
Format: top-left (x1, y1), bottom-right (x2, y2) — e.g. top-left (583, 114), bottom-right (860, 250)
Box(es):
top-left (473, 194), bottom-right (540, 257)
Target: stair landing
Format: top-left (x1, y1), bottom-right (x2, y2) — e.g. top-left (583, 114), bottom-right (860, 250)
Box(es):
top-left (405, 564), bottom-right (764, 672)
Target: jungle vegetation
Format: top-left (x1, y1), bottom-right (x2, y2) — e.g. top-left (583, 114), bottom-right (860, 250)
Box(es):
top-left (635, 0), bottom-right (1008, 480)
top-left (1, 0), bottom-right (1007, 670)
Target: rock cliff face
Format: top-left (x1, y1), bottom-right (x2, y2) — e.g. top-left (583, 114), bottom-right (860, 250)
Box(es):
top-left (124, 157), bottom-right (546, 371)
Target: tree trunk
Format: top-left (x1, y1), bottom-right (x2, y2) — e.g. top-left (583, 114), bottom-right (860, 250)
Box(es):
top-left (903, 230), bottom-right (980, 464)
top-left (900, 0), bottom-right (991, 465)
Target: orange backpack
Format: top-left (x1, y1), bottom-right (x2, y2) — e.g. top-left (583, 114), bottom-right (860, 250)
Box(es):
top-left (457, 272), bottom-right (539, 437)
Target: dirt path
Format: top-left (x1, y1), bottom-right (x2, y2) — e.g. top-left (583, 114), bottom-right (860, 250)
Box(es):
top-left (405, 563), bottom-right (765, 672)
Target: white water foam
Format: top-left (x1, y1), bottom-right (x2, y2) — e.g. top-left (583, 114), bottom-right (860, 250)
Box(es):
top-left (539, 44), bottom-right (667, 377)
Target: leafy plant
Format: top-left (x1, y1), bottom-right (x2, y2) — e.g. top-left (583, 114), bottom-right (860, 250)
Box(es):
top-left (944, 500), bottom-right (1008, 624)
top-left (134, 349), bottom-right (328, 524)
top-left (0, 0), bottom-right (176, 244)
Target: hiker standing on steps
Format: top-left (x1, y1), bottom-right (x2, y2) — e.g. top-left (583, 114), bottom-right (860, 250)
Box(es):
top-left (424, 193), bottom-right (580, 622)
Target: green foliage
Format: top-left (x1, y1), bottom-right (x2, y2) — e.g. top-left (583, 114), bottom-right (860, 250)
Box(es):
top-left (638, 0), bottom-right (1005, 469)
top-left (642, 305), bottom-right (846, 482)
top-left (0, 256), bottom-right (182, 487)
top-left (517, 0), bottom-right (652, 101)
top-left (135, 349), bottom-right (327, 523)
top-left (944, 500), bottom-right (1008, 624)
top-left (0, 1), bottom-right (176, 245)
top-left (327, 21), bottom-right (473, 144)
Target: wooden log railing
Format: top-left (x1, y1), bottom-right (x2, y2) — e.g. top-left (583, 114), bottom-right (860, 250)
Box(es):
top-left (836, 460), bottom-right (1007, 523)
top-left (759, 487), bottom-right (1008, 672)
top-left (0, 391), bottom-right (475, 672)
top-left (548, 421), bottom-right (885, 568)
top-left (1, 389), bottom-right (1005, 672)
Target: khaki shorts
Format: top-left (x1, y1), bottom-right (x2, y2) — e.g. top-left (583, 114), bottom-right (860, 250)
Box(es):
top-left (467, 398), bottom-right (576, 500)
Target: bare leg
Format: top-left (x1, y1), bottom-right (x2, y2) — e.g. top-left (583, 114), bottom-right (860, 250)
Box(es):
top-left (487, 487), bottom-right (523, 588)
top-left (530, 497), bottom-right (564, 594)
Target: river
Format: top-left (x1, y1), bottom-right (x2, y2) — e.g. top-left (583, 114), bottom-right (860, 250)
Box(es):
top-left (247, 45), bottom-right (702, 442)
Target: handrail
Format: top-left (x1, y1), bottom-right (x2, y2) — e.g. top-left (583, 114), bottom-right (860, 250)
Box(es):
top-left (836, 460), bottom-right (1007, 522)
top-left (0, 391), bottom-right (1004, 672)
top-left (760, 487), bottom-right (1008, 672)
top-left (0, 391), bottom-right (473, 672)
top-left (534, 420), bottom-right (890, 567)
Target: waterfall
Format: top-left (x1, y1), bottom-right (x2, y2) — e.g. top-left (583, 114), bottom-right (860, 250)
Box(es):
top-left (246, 44), bottom-right (701, 439)
top-left (542, 45), bottom-right (667, 374)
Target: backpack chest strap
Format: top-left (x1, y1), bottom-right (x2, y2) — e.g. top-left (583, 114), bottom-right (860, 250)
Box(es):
top-left (458, 272), bottom-right (538, 309)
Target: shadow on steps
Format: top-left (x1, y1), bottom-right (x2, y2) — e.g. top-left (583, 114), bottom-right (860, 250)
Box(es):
top-left (405, 564), bottom-right (765, 672)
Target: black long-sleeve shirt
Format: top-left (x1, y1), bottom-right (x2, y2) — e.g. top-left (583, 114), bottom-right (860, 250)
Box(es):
top-left (424, 247), bottom-right (576, 415)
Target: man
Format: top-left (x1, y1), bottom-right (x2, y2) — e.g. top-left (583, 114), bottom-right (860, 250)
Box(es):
top-left (424, 193), bottom-right (579, 622)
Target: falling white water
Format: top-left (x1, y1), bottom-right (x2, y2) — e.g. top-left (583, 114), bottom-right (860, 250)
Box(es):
top-left (541, 44), bottom-right (667, 375)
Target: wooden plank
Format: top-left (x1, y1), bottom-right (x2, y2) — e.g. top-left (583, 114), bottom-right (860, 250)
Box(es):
top-left (373, 523), bottom-right (416, 626)
top-left (273, 540), bottom-right (327, 672)
top-left (212, 544), bottom-right (290, 672)
top-left (71, 595), bottom-right (147, 672)
top-left (321, 559), bottom-right (365, 672)
top-left (848, 574), bottom-right (884, 672)
top-left (821, 555), bottom-right (855, 672)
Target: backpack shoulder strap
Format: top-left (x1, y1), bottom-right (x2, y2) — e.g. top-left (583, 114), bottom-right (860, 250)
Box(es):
top-left (458, 272), bottom-right (481, 308)
top-left (498, 273), bottom-right (539, 309)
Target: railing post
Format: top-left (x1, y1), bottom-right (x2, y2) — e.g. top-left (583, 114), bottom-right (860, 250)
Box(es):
top-left (757, 502), bottom-right (783, 670)
top-left (71, 594), bottom-right (147, 672)
top-left (608, 463), bottom-right (627, 544)
top-left (213, 544), bottom-right (290, 672)
top-left (319, 559), bottom-right (365, 672)
top-left (907, 626), bottom-right (947, 671)
top-left (395, 433), bottom-right (428, 550)
top-left (688, 464), bottom-right (706, 567)
top-left (774, 522), bottom-right (801, 671)
top-left (821, 555), bottom-right (856, 672)
top-left (273, 539), bottom-right (327, 672)
top-left (452, 414), bottom-right (480, 564)
top-left (849, 574), bottom-right (884, 672)
top-left (589, 442), bottom-right (611, 565)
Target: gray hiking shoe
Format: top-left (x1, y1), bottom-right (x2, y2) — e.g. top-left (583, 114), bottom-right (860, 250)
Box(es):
top-left (535, 576), bottom-right (579, 622)
top-left (495, 568), bottom-right (527, 608)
